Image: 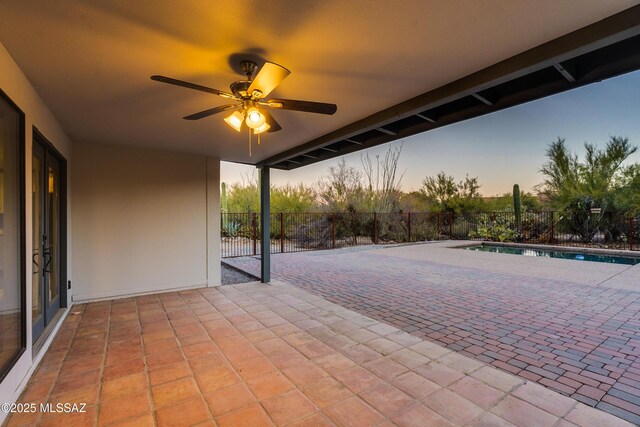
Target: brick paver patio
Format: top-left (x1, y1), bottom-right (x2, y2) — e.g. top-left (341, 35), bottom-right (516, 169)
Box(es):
top-left (226, 243), bottom-right (640, 424)
top-left (7, 281), bottom-right (633, 426)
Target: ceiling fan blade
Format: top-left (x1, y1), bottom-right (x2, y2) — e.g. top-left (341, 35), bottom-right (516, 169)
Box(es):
top-left (183, 104), bottom-right (239, 120)
top-left (247, 62), bottom-right (290, 98)
top-left (151, 75), bottom-right (238, 100)
top-left (264, 98), bottom-right (337, 115)
top-left (261, 109), bottom-right (282, 133)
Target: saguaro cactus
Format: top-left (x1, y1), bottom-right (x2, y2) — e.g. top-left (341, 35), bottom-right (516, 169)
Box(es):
top-left (513, 184), bottom-right (521, 232)
top-left (221, 182), bottom-right (228, 232)
top-left (221, 182), bottom-right (228, 213)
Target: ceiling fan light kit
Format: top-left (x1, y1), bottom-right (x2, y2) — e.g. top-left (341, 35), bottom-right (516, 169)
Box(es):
top-left (223, 110), bottom-right (244, 132)
top-left (151, 60), bottom-right (337, 157)
top-left (245, 106), bottom-right (266, 129)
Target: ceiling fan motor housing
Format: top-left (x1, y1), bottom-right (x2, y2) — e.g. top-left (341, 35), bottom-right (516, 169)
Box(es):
top-left (230, 80), bottom-right (252, 98)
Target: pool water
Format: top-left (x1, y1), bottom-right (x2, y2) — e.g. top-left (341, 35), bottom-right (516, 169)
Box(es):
top-left (465, 244), bottom-right (640, 265)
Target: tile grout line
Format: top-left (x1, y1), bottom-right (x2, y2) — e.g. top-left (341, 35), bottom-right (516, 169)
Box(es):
top-left (137, 294), bottom-right (159, 427)
top-left (93, 300), bottom-right (111, 427)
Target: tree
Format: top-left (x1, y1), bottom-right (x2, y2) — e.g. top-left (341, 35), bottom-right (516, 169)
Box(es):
top-left (399, 191), bottom-right (430, 212)
top-left (271, 184), bottom-right (317, 213)
top-left (618, 164), bottom-right (640, 214)
top-left (420, 172), bottom-right (483, 213)
top-left (361, 144), bottom-right (405, 213)
top-left (226, 174), bottom-right (318, 213)
top-left (227, 173), bottom-right (259, 213)
top-left (538, 137), bottom-right (637, 211)
top-left (316, 158), bottom-right (365, 212)
top-left (537, 136), bottom-right (639, 242)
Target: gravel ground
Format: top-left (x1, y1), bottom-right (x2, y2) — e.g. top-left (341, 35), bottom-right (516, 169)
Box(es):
top-left (221, 262), bottom-right (258, 285)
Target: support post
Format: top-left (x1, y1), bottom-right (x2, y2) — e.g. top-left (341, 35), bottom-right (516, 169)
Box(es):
top-left (550, 211), bottom-right (555, 243)
top-left (629, 216), bottom-right (634, 251)
top-left (407, 212), bottom-right (412, 243)
top-left (449, 212), bottom-right (453, 238)
top-left (260, 167), bottom-right (271, 283)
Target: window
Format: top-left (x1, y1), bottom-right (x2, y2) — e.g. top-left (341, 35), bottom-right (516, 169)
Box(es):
top-left (0, 90), bottom-right (25, 378)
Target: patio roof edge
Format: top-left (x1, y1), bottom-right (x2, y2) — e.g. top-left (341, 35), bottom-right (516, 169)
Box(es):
top-left (257, 4), bottom-right (640, 170)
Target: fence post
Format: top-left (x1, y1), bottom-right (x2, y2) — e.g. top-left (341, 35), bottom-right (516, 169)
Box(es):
top-left (629, 216), bottom-right (634, 251)
top-left (437, 213), bottom-right (441, 240)
top-left (280, 212), bottom-right (285, 253)
top-left (332, 214), bottom-right (336, 249)
top-left (448, 212), bottom-right (453, 238)
top-left (373, 212), bottom-right (378, 244)
top-left (550, 211), bottom-right (555, 243)
top-left (252, 212), bottom-right (257, 256)
top-left (407, 212), bottom-right (412, 243)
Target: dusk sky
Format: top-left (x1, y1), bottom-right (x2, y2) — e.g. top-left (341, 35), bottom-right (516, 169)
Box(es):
top-left (222, 70), bottom-right (640, 196)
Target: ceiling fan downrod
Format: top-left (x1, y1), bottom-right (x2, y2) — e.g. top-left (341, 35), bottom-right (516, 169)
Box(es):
top-left (240, 60), bottom-right (258, 81)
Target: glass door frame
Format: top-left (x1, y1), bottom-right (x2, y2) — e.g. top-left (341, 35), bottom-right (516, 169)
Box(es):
top-left (31, 141), bottom-right (45, 339)
top-left (0, 89), bottom-right (26, 381)
top-left (32, 128), bottom-right (67, 344)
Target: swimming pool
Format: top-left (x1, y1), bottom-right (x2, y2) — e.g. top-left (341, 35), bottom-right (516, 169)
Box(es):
top-left (465, 244), bottom-right (640, 265)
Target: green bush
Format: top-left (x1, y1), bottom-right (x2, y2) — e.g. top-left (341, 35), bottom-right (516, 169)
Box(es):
top-left (411, 221), bottom-right (440, 241)
top-left (469, 214), bottom-right (519, 242)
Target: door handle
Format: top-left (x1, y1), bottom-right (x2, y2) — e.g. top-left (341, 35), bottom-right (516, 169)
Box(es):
top-left (43, 251), bottom-right (52, 274)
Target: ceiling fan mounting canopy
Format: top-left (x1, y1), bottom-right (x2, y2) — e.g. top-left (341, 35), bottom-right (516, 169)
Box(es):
top-left (229, 60), bottom-right (261, 98)
top-left (240, 60), bottom-right (259, 80)
top-left (150, 59), bottom-right (337, 138)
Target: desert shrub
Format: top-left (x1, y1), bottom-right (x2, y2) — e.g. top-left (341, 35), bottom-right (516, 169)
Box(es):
top-left (289, 216), bottom-right (331, 248)
top-left (223, 221), bottom-right (242, 238)
top-left (377, 213), bottom-right (409, 243)
top-left (555, 197), bottom-right (601, 243)
top-left (469, 214), bottom-right (519, 242)
top-left (412, 221), bottom-right (440, 241)
top-left (331, 209), bottom-right (371, 245)
top-left (520, 211), bottom-right (550, 241)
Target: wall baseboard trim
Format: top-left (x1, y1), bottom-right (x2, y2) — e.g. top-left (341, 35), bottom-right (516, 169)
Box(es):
top-left (72, 281), bottom-right (208, 303)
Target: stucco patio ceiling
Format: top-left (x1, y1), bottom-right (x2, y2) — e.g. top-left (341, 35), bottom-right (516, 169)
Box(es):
top-left (0, 1), bottom-right (638, 165)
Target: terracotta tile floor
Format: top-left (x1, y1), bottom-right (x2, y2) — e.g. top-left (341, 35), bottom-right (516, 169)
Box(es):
top-left (7, 281), bottom-right (634, 426)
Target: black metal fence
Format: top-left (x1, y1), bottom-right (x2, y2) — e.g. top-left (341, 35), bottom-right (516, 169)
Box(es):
top-left (221, 211), bottom-right (639, 258)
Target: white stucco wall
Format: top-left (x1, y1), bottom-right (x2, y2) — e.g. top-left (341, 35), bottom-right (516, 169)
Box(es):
top-left (0, 42), bottom-right (73, 422)
top-left (71, 142), bottom-right (220, 301)
top-left (207, 158), bottom-right (222, 288)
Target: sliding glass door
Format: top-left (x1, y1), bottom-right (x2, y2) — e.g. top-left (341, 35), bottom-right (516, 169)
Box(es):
top-left (0, 90), bottom-right (25, 379)
top-left (32, 134), bottom-right (63, 342)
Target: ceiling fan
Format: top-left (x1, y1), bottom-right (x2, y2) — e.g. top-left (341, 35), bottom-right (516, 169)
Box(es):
top-left (151, 60), bottom-right (337, 155)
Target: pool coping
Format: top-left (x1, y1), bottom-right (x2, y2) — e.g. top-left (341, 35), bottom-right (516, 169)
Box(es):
top-left (451, 240), bottom-right (640, 258)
